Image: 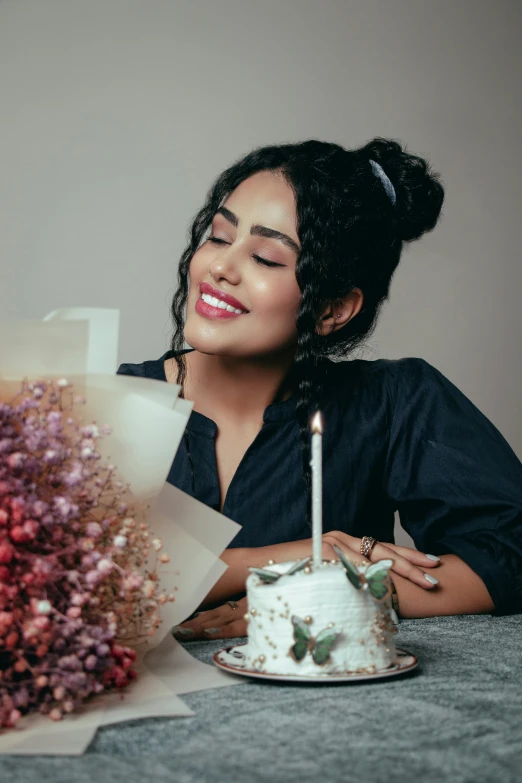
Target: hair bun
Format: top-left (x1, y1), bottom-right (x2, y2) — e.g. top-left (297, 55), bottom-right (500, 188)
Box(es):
top-left (361, 137), bottom-right (445, 242)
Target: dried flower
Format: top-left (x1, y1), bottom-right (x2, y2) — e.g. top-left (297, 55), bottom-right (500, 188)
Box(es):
top-left (0, 378), bottom-right (172, 731)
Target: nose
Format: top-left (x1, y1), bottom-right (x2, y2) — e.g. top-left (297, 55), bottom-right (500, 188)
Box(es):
top-left (208, 244), bottom-right (242, 284)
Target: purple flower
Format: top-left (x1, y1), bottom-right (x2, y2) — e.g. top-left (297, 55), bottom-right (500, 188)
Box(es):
top-left (84, 655), bottom-right (98, 671)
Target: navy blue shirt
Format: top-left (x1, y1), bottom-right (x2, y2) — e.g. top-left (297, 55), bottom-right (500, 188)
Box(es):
top-left (117, 348), bottom-right (522, 615)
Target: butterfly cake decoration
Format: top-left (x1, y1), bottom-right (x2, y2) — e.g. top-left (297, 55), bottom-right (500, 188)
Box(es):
top-left (289, 616), bottom-right (342, 666)
top-left (248, 556), bottom-right (311, 584)
top-left (332, 545), bottom-right (393, 601)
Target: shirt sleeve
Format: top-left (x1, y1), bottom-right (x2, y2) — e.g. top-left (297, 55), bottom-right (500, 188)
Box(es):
top-left (383, 357), bottom-right (522, 616)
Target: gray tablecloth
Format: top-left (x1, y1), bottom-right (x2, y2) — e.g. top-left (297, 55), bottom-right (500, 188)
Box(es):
top-left (1, 614), bottom-right (521, 783)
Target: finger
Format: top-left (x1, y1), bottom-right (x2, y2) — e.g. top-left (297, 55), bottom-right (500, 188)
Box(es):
top-left (323, 531), bottom-right (359, 549)
top-left (173, 598), bottom-right (248, 638)
top-left (372, 542), bottom-right (439, 590)
top-left (172, 607), bottom-right (225, 638)
top-left (383, 543), bottom-right (441, 567)
top-left (182, 607), bottom-right (222, 627)
top-left (176, 613), bottom-right (245, 641)
top-left (201, 619), bottom-right (247, 639)
top-left (320, 537), bottom-right (351, 562)
top-left (322, 531), bottom-right (364, 561)
top-left (325, 531), bottom-right (441, 571)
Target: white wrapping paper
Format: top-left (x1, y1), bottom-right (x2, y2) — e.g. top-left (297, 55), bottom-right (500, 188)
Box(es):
top-left (0, 308), bottom-right (244, 755)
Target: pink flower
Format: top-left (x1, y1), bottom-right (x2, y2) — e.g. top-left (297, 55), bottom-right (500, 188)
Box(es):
top-left (86, 522), bottom-right (103, 539)
top-left (7, 453), bottom-right (25, 470)
top-left (97, 558), bottom-right (113, 575)
top-left (0, 543), bottom-right (14, 564)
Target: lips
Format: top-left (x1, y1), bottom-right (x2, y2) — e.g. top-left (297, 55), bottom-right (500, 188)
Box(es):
top-left (199, 282), bottom-right (249, 312)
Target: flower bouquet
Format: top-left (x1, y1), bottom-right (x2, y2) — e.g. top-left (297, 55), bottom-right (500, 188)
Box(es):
top-left (0, 309), bottom-right (241, 754)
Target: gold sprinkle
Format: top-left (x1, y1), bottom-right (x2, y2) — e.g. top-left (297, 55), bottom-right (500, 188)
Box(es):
top-left (304, 567), bottom-right (311, 574)
top-left (267, 559), bottom-right (276, 565)
top-left (250, 608), bottom-right (257, 616)
top-left (243, 614), bottom-right (250, 622)
top-left (304, 616), bottom-right (313, 625)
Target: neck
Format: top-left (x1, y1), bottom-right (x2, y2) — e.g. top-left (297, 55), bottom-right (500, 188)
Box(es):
top-left (181, 348), bottom-right (297, 424)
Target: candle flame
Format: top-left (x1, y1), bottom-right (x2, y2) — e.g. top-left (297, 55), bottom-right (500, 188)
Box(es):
top-left (310, 410), bottom-right (323, 434)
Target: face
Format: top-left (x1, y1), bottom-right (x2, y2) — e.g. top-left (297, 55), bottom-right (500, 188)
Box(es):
top-left (184, 171), bottom-right (303, 361)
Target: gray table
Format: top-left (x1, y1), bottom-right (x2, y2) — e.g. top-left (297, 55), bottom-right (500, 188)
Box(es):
top-left (1, 615), bottom-right (521, 783)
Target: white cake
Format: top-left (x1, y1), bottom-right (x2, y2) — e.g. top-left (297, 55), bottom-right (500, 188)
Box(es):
top-left (245, 556), bottom-right (398, 676)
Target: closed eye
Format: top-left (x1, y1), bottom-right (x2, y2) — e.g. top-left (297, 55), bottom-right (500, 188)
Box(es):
top-left (207, 236), bottom-right (285, 268)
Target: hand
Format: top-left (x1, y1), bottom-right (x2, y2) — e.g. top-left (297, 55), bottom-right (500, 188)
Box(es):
top-left (172, 597), bottom-right (249, 641)
top-left (257, 532), bottom-right (441, 591)
top-left (319, 531), bottom-right (440, 590)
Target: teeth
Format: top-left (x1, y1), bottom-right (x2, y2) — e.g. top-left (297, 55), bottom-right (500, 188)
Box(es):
top-left (201, 293), bottom-right (245, 314)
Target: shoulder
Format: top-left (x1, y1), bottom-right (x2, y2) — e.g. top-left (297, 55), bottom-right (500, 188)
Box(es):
top-left (327, 355), bottom-right (431, 396)
top-left (381, 356), bottom-right (479, 409)
top-left (326, 356), bottom-right (453, 422)
top-left (359, 355), bottom-right (472, 415)
top-left (372, 356), bottom-right (438, 396)
top-left (117, 350), bottom-right (172, 381)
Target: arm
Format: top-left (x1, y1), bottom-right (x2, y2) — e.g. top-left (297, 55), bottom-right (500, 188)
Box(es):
top-left (392, 553), bottom-right (495, 617)
top-left (198, 542), bottom-right (310, 609)
top-left (197, 533), bottom-right (447, 613)
top-left (177, 544), bottom-right (495, 641)
top-left (201, 547), bottom-right (495, 616)
top-left (384, 358), bottom-right (522, 617)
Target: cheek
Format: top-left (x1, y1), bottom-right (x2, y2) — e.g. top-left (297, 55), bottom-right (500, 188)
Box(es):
top-left (250, 277), bottom-right (301, 320)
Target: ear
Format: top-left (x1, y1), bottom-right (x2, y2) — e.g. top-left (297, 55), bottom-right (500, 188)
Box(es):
top-left (316, 288), bottom-right (364, 336)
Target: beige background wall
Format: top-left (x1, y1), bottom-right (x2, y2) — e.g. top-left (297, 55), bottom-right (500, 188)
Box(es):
top-left (1, 0), bottom-right (521, 546)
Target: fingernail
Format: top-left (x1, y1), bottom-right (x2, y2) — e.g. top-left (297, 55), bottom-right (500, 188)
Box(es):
top-left (172, 627), bottom-right (194, 638)
top-left (424, 573), bottom-right (439, 585)
top-left (203, 627), bottom-right (222, 637)
top-left (425, 554), bottom-right (440, 561)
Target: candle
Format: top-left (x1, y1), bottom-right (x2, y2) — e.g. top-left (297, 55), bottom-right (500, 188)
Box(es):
top-left (310, 411), bottom-right (323, 568)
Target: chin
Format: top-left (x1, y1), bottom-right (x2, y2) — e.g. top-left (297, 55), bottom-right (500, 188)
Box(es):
top-left (182, 324), bottom-right (226, 355)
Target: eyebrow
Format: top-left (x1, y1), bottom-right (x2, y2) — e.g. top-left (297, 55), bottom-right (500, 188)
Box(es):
top-left (215, 206), bottom-right (301, 256)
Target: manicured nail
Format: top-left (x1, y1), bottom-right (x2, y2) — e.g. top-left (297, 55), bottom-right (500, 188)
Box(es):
top-left (172, 627), bottom-right (194, 638)
top-left (425, 554), bottom-right (440, 561)
top-left (203, 627), bottom-right (222, 637)
top-left (424, 573), bottom-right (439, 585)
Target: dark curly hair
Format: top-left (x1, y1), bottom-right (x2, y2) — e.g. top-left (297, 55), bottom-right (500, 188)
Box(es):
top-left (169, 137), bottom-right (445, 533)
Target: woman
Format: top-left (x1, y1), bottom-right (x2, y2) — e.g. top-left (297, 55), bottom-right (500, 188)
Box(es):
top-left (118, 137), bottom-right (522, 640)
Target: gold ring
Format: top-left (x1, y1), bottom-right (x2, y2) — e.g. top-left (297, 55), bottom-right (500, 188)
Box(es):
top-left (360, 536), bottom-right (378, 559)
top-left (226, 600), bottom-right (239, 610)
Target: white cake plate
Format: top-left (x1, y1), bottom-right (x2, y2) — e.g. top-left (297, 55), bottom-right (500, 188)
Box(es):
top-left (214, 644), bottom-right (418, 683)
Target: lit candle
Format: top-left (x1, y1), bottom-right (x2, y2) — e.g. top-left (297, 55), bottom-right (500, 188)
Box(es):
top-left (310, 411), bottom-right (323, 568)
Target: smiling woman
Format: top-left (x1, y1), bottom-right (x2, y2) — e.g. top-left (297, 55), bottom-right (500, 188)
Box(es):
top-left (117, 137), bottom-right (522, 638)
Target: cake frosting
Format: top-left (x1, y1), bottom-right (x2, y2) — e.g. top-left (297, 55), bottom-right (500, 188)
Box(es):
top-left (245, 556), bottom-right (398, 676)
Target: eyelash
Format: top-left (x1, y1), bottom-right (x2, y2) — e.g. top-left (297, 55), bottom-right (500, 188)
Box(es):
top-left (207, 236), bottom-right (283, 268)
